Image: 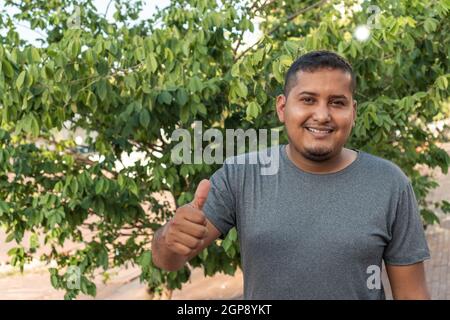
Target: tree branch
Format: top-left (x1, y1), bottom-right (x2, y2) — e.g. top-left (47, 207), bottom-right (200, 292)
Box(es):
top-left (104, 0), bottom-right (114, 18)
top-left (234, 0), bottom-right (329, 62)
top-left (269, 0), bottom-right (328, 35)
top-left (232, 0), bottom-right (277, 55)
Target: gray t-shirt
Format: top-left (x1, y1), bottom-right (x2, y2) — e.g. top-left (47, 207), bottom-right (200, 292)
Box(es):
top-left (202, 144), bottom-right (431, 300)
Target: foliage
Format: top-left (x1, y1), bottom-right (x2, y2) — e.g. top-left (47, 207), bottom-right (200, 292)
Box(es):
top-left (0, 0), bottom-right (449, 298)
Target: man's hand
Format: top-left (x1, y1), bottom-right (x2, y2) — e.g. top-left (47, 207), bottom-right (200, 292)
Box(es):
top-left (162, 179), bottom-right (211, 257)
top-left (152, 179), bottom-right (221, 271)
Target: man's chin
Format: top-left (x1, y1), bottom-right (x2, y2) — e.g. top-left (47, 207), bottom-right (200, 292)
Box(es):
top-left (300, 147), bottom-right (334, 162)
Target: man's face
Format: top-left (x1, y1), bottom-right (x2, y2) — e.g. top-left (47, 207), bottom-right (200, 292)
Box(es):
top-left (276, 68), bottom-right (357, 162)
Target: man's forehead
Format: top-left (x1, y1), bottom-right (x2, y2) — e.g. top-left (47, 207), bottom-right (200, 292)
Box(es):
top-left (292, 68), bottom-right (353, 95)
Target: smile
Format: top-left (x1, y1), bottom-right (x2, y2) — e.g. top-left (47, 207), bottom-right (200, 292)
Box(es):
top-left (304, 127), bottom-right (334, 137)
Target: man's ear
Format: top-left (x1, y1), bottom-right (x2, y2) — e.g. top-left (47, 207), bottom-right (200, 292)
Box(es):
top-left (352, 99), bottom-right (357, 126)
top-left (276, 94), bottom-right (287, 123)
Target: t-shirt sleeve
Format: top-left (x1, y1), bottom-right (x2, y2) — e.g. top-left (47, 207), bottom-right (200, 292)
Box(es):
top-left (383, 181), bottom-right (431, 265)
top-left (202, 163), bottom-right (237, 239)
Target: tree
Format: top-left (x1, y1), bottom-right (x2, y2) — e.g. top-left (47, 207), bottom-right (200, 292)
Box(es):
top-left (0, 0), bottom-right (449, 299)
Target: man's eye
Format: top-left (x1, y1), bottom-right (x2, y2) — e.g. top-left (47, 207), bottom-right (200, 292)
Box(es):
top-left (301, 97), bottom-right (315, 104)
top-left (331, 100), bottom-right (345, 106)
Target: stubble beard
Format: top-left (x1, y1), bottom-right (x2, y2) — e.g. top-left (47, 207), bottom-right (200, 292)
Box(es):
top-left (300, 145), bottom-right (334, 162)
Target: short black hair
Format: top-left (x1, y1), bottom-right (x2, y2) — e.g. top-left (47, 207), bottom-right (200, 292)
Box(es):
top-left (283, 50), bottom-right (356, 97)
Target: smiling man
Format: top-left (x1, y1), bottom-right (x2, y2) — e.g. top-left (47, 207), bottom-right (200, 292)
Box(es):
top-left (151, 50), bottom-right (431, 300)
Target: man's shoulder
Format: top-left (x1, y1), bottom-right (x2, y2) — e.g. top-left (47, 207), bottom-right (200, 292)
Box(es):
top-left (359, 151), bottom-right (410, 187)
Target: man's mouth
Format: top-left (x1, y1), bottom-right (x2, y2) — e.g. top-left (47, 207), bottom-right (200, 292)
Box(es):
top-left (304, 126), bottom-right (335, 137)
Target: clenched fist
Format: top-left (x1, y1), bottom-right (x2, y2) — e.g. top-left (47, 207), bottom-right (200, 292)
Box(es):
top-left (162, 179), bottom-right (211, 257)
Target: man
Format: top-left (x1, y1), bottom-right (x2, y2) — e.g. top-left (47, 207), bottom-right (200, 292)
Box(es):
top-left (151, 50), bottom-right (431, 299)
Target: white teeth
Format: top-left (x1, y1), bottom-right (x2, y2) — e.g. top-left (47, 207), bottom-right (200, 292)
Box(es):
top-left (306, 128), bottom-right (332, 133)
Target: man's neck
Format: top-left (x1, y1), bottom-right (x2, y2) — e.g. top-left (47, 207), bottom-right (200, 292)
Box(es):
top-left (286, 144), bottom-right (357, 174)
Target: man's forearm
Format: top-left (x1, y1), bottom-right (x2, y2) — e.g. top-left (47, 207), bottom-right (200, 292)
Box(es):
top-left (387, 263), bottom-right (430, 300)
top-left (151, 224), bottom-right (188, 272)
top-left (392, 288), bottom-right (431, 300)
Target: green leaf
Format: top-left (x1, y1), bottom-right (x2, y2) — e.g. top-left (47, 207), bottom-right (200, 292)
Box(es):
top-left (86, 90), bottom-right (98, 112)
top-left (176, 88), bottom-right (188, 106)
top-left (195, 103), bottom-right (207, 115)
top-left (70, 176), bottom-right (79, 195)
top-left (95, 179), bottom-right (104, 194)
top-left (424, 18), bottom-right (438, 33)
top-left (349, 42), bottom-right (357, 58)
top-left (139, 108), bottom-right (150, 128)
top-left (146, 53), bottom-right (157, 73)
top-left (2, 59), bottom-right (14, 78)
top-left (158, 91), bottom-right (172, 105)
top-left (69, 38), bottom-right (81, 59)
top-left (0, 200), bottom-right (9, 216)
top-left (97, 248), bottom-right (109, 270)
top-left (5, 233), bottom-right (15, 243)
top-left (246, 101), bottom-right (261, 119)
top-left (284, 41), bottom-right (299, 56)
top-left (231, 63), bottom-right (241, 77)
top-left (135, 46), bottom-right (145, 61)
top-left (97, 79), bottom-right (107, 101)
top-left (51, 274), bottom-right (59, 288)
top-left (138, 251), bottom-right (152, 267)
top-left (124, 75), bottom-right (136, 90)
top-left (180, 104), bottom-right (190, 123)
top-left (253, 49), bottom-right (265, 64)
top-left (441, 200), bottom-right (450, 214)
top-left (31, 48), bottom-right (41, 62)
top-left (228, 228), bottom-right (237, 241)
top-left (97, 198), bottom-right (106, 214)
top-left (199, 248), bottom-right (208, 260)
top-left (222, 238), bottom-right (232, 252)
top-left (118, 174), bottom-right (125, 189)
top-left (85, 50), bottom-right (94, 65)
top-left (80, 277), bottom-right (88, 294)
top-left (272, 60), bottom-right (283, 83)
top-left (188, 76), bottom-right (203, 92)
top-left (16, 71), bottom-right (26, 90)
top-left (436, 75), bottom-right (448, 90)
top-left (235, 80), bottom-right (248, 98)
top-left (279, 55), bottom-right (292, 67)
top-left (98, 60), bottom-right (109, 76)
top-left (7, 247), bottom-right (17, 256)
top-left (22, 114), bottom-right (40, 137)
top-left (421, 208), bottom-right (439, 225)
top-left (30, 234), bottom-right (39, 250)
top-left (129, 180), bottom-right (139, 196)
top-left (413, 92), bottom-right (427, 100)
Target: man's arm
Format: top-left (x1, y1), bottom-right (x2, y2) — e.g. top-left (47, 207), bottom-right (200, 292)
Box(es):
top-left (151, 179), bottom-right (222, 272)
top-left (385, 262), bottom-right (430, 299)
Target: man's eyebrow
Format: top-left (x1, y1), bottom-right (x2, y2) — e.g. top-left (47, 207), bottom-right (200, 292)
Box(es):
top-left (328, 95), bottom-right (349, 100)
top-left (297, 92), bottom-right (349, 100)
top-left (297, 91), bottom-right (319, 96)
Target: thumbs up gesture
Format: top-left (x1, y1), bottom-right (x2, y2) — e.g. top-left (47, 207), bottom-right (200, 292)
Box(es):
top-left (163, 179), bottom-right (211, 257)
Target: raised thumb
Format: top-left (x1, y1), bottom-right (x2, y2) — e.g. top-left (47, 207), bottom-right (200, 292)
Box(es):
top-left (191, 179), bottom-right (210, 210)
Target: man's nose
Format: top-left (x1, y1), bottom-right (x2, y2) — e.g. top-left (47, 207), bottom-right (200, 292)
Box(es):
top-left (311, 101), bottom-right (331, 122)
